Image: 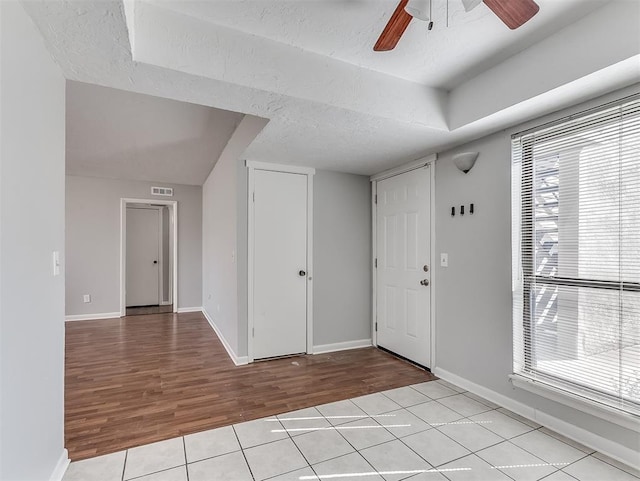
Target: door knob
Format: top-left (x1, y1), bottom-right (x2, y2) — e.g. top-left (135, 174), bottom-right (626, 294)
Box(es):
top-left (153, 260), bottom-right (158, 264)
top-left (299, 270), bottom-right (306, 277)
top-left (420, 279), bottom-right (429, 286)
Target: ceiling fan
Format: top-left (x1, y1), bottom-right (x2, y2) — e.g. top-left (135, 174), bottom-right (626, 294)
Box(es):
top-left (374, 0), bottom-right (540, 51)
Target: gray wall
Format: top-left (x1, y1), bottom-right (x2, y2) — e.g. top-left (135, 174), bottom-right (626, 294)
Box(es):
top-left (66, 175), bottom-right (202, 315)
top-left (202, 115), bottom-right (268, 358)
top-left (434, 84), bottom-right (640, 457)
top-left (204, 143), bottom-right (372, 357)
top-left (313, 170), bottom-right (372, 347)
top-left (0, 2), bottom-right (66, 479)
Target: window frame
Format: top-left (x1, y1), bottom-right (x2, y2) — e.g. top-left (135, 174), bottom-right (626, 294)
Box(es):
top-left (511, 94), bottom-right (640, 429)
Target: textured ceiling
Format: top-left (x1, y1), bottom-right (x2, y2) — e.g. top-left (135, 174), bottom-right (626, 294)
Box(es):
top-left (66, 81), bottom-right (243, 185)
top-left (23, 0), bottom-right (640, 178)
top-left (159, 0), bottom-right (605, 88)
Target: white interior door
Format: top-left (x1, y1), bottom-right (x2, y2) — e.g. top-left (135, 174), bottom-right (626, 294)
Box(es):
top-left (376, 166), bottom-right (431, 367)
top-left (126, 207), bottom-right (160, 307)
top-left (253, 169), bottom-right (308, 359)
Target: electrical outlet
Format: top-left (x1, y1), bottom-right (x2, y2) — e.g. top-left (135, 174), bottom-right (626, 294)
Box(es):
top-left (440, 253), bottom-right (449, 267)
top-left (83, 294), bottom-right (91, 303)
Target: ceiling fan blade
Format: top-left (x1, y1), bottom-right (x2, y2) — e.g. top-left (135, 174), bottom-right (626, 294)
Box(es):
top-left (483, 0), bottom-right (540, 29)
top-left (374, 0), bottom-right (413, 52)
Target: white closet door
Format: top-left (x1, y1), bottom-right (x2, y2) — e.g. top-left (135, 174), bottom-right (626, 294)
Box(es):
top-left (126, 207), bottom-right (160, 307)
top-left (376, 167), bottom-right (431, 367)
top-left (253, 169), bottom-right (308, 359)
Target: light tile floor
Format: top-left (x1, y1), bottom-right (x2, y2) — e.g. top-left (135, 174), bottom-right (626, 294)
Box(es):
top-left (63, 379), bottom-right (640, 481)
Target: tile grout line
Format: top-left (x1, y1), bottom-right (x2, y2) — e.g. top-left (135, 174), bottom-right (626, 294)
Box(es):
top-left (539, 467), bottom-right (581, 481)
top-left (182, 436), bottom-right (189, 481)
top-left (437, 410), bottom-right (546, 480)
top-left (280, 409), bottom-right (365, 481)
top-left (298, 402), bottom-right (403, 479)
top-left (339, 406), bottom-right (444, 481)
top-left (323, 411), bottom-right (387, 481)
top-left (591, 454), bottom-right (640, 479)
top-left (491, 435), bottom-right (585, 478)
top-left (555, 451), bottom-right (594, 477)
top-left (125, 465), bottom-right (189, 481)
top-left (231, 424), bottom-right (257, 481)
top-left (121, 450), bottom-right (128, 481)
top-left (294, 398), bottom-right (508, 478)
top-left (390, 406), bottom-right (532, 481)
top-left (282, 416), bottom-right (320, 481)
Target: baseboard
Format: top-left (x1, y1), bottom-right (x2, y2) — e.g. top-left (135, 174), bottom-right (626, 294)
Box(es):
top-left (177, 306), bottom-right (202, 313)
top-left (49, 449), bottom-right (70, 481)
top-left (313, 338), bottom-right (372, 355)
top-left (433, 368), bottom-right (640, 470)
top-left (201, 309), bottom-right (248, 366)
top-left (65, 312), bottom-right (121, 322)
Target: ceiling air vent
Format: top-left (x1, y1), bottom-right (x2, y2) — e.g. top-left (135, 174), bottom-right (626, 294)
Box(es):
top-left (151, 186), bottom-right (173, 197)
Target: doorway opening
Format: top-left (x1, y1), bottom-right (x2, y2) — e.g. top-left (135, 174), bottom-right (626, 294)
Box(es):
top-left (120, 198), bottom-right (178, 317)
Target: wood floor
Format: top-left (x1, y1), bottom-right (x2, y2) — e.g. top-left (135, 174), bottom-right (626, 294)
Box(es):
top-left (65, 312), bottom-right (435, 461)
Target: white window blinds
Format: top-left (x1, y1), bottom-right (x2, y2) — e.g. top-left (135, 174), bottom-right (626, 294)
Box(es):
top-left (512, 94), bottom-right (640, 417)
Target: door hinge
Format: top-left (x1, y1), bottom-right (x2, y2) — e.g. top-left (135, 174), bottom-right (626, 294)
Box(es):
top-left (252, 192), bottom-right (255, 202)
top-left (252, 327), bottom-right (255, 337)
top-left (375, 322), bottom-right (378, 332)
top-left (374, 258), bottom-right (377, 268)
top-left (374, 194), bottom-right (377, 204)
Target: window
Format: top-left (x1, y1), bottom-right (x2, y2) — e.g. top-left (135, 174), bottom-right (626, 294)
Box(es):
top-left (512, 94), bottom-right (640, 418)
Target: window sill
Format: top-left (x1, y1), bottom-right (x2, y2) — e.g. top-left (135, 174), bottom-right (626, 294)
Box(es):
top-left (509, 374), bottom-right (640, 432)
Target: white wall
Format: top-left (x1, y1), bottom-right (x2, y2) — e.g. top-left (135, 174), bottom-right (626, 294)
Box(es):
top-left (202, 115), bottom-right (268, 360)
top-left (0, 2), bottom-right (67, 480)
top-left (66, 176), bottom-right (202, 316)
top-left (313, 170), bottom-right (371, 348)
top-left (434, 84), bottom-right (640, 465)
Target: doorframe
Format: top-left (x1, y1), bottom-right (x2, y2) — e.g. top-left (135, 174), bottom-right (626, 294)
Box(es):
top-left (246, 160), bottom-right (315, 363)
top-left (120, 198), bottom-right (178, 316)
top-left (370, 154), bottom-right (437, 369)
top-left (158, 206), bottom-right (172, 306)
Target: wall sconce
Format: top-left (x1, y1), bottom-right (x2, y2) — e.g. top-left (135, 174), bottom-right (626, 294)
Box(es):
top-left (452, 152), bottom-right (479, 174)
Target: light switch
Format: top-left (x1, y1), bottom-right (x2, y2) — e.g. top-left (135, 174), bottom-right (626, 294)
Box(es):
top-left (52, 251), bottom-right (61, 276)
top-left (440, 253), bottom-right (449, 267)
top-left (83, 294), bottom-right (91, 303)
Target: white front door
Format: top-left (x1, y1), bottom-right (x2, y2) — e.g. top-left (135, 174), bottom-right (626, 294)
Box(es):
top-left (126, 207), bottom-right (160, 307)
top-left (253, 169), bottom-right (308, 359)
top-left (376, 166), bottom-right (431, 367)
